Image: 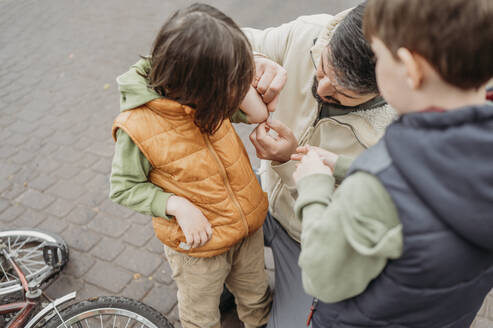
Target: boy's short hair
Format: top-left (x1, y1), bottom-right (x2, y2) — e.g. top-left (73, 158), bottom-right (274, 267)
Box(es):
top-left (363, 0), bottom-right (493, 90)
top-left (148, 3), bottom-right (254, 134)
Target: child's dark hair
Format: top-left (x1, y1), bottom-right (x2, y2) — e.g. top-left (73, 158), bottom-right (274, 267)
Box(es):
top-left (363, 0), bottom-right (493, 90)
top-left (148, 3), bottom-right (254, 134)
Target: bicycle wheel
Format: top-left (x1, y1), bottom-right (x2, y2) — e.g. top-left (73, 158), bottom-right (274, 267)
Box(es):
top-left (45, 296), bottom-right (174, 328)
top-left (0, 228), bottom-right (69, 296)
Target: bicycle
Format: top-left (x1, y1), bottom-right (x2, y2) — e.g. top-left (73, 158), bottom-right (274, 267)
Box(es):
top-left (0, 228), bottom-right (69, 298)
top-left (0, 228), bottom-right (174, 328)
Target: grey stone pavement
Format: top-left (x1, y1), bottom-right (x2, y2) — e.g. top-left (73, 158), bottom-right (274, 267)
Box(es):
top-left (0, 0), bottom-right (491, 327)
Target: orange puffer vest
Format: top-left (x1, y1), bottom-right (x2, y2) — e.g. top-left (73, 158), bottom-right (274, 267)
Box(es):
top-left (112, 98), bottom-right (268, 257)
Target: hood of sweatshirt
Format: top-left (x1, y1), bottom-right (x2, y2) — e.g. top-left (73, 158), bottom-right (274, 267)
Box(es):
top-left (385, 102), bottom-right (493, 251)
top-left (116, 58), bottom-right (160, 112)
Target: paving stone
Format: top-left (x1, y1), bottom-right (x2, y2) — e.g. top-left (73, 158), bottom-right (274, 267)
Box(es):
top-left (130, 212), bottom-right (150, 225)
top-left (86, 173), bottom-right (108, 192)
top-left (0, 204), bottom-right (25, 223)
top-left (91, 158), bottom-right (112, 175)
top-left (0, 199), bottom-right (10, 214)
top-left (45, 198), bottom-right (76, 217)
top-left (88, 212), bottom-right (130, 238)
top-left (64, 250), bottom-right (97, 278)
top-left (62, 224), bottom-right (102, 252)
top-left (123, 223), bottom-right (154, 247)
top-left (38, 215), bottom-right (68, 234)
top-left (75, 152), bottom-right (99, 168)
top-left (77, 188), bottom-right (107, 208)
top-left (73, 169), bottom-right (97, 184)
top-left (146, 236), bottom-right (165, 255)
top-left (10, 150), bottom-right (37, 165)
top-left (4, 132), bottom-right (30, 146)
top-left (91, 236), bottom-right (126, 261)
top-left (47, 180), bottom-right (86, 200)
top-left (13, 208), bottom-right (48, 227)
top-left (121, 277), bottom-right (154, 301)
top-left (52, 148), bottom-right (85, 164)
top-left (152, 260), bottom-right (174, 285)
top-left (16, 188), bottom-right (55, 210)
top-left (0, 162), bottom-right (20, 180)
top-left (115, 245), bottom-right (162, 277)
top-left (0, 144), bottom-right (18, 159)
top-left (31, 126), bottom-right (55, 139)
top-left (85, 260), bottom-right (132, 294)
top-left (9, 166), bottom-right (39, 185)
top-left (76, 282), bottom-right (111, 300)
top-left (45, 273), bottom-right (84, 299)
top-left (0, 180), bottom-right (11, 194)
top-left (1, 183), bottom-right (26, 200)
top-left (28, 174), bottom-right (57, 191)
top-left (66, 205), bottom-right (97, 225)
top-left (53, 164), bottom-right (82, 179)
top-left (36, 157), bottom-right (61, 174)
top-left (99, 198), bottom-right (134, 219)
top-left (142, 283), bottom-right (178, 316)
top-left (168, 305), bottom-right (182, 328)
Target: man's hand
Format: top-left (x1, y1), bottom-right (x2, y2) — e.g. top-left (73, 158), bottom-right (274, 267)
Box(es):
top-left (249, 119), bottom-right (298, 163)
top-left (292, 150), bottom-right (333, 184)
top-left (292, 146), bottom-right (339, 171)
top-left (166, 196), bottom-right (213, 249)
top-left (253, 56), bottom-right (287, 112)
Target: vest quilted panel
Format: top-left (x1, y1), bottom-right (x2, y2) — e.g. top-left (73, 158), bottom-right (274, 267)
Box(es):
top-left (112, 98), bottom-right (268, 257)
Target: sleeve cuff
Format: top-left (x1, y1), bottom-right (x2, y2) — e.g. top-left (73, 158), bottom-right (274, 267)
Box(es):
top-left (295, 173), bottom-right (335, 220)
top-left (151, 191), bottom-right (174, 219)
top-left (231, 109), bottom-right (249, 124)
top-left (333, 155), bottom-right (354, 183)
top-left (271, 160), bottom-right (297, 187)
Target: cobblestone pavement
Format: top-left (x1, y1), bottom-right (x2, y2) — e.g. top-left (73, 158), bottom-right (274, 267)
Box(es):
top-left (0, 0), bottom-right (491, 327)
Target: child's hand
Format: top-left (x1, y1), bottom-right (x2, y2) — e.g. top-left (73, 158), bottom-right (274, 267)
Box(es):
top-left (292, 150), bottom-right (332, 184)
top-left (291, 146), bottom-right (339, 171)
top-left (240, 86), bottom-right (269, 124)
top-left (166, 196), bottom-right (213, 249)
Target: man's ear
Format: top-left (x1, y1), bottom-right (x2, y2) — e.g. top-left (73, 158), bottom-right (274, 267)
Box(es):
top-left (397, 47), bottom-right (423, 89)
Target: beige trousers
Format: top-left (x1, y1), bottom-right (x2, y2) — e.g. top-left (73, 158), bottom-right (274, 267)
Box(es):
top-left (164, 228), bottom-right (272, 328)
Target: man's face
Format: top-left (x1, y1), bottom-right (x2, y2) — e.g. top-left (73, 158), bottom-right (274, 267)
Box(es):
top-left (312, 48), bottom-right (376, 107)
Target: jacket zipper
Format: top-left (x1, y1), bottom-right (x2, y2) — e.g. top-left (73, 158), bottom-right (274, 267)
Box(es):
top-left (202, 134), bottom-right (250, 235)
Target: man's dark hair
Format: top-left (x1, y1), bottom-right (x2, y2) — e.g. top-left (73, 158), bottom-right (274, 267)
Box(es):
top-left (147, 3), bottom-right (254, 134)
top-left (364, 0), bottom-right (493, 90)
top-left (329, 1), bottom-right (378, 95)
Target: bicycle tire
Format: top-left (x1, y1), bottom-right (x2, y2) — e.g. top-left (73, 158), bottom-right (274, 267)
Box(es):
top-left (0, 228), bottom-right (69, 297)
top-left (44, 296), bottom-right (174, 328)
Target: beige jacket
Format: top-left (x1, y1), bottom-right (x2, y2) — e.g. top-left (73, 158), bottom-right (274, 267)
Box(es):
top-left (243, 12), bottom-right (396, 242)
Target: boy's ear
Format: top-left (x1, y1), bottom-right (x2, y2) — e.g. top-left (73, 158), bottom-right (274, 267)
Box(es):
top-left (397, 47), bottom-right (423, 90)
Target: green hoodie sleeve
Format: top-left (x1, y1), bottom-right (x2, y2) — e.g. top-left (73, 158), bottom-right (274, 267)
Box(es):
top-left (295, 170), bottom-right (403, 303)
top-left (109, 129), bottom-right (173, 219)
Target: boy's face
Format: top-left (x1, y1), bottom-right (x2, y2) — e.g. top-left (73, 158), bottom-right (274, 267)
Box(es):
top-left (371, 37), bottom-right (416, 114)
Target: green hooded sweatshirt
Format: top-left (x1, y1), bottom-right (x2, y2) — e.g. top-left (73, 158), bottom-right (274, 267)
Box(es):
top-left (109, 59), bottom-right (248, 219)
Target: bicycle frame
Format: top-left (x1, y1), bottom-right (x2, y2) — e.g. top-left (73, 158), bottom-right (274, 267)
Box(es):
top-left (0, 247), bottom-right (76, 328)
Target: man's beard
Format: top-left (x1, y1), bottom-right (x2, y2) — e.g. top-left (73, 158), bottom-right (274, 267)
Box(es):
top-left (311, 76), bottom-right (341, 105)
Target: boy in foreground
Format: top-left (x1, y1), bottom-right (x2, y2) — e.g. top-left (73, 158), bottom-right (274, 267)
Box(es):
top-left (292, 0), bottom-right (493, 327)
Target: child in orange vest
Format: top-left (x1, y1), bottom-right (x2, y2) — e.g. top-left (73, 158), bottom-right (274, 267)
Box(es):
top-left (110, 3), bottom-right (272, 327)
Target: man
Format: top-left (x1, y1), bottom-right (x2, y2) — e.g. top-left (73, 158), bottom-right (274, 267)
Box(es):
top-left (242, 3), bottom-right (395, 327)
